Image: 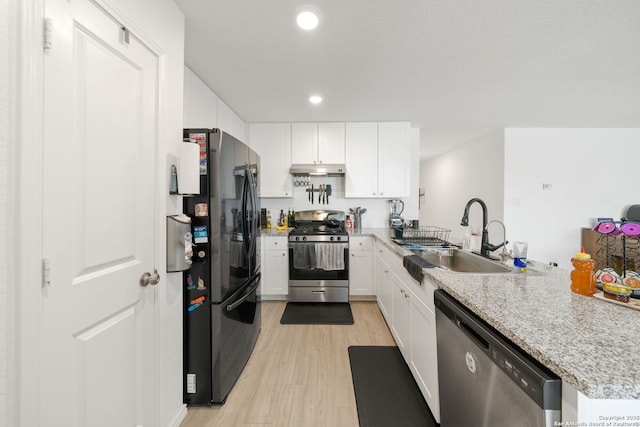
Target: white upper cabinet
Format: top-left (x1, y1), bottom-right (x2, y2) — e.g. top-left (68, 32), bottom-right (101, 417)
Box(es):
top-left (218, 99), bottom-right (247, 142)
top-left (183, 66), bottom-right (218, 128)
top-left (345, 122), bottom-right (378, 197)
top-left (318, 122), bottom-right (346, 164)
top-left (249, 123), bottom-right (293, 198)
top-left (183, 66), bottom-right (247, 142)
top-left (291, 122), bottom-right (345, 164)
top-left (345, 122), bottom-right (411, 198)
top-left (291, 123), bottom-right (318, 164)
top-left (378, 122), bottom-right (411, 198)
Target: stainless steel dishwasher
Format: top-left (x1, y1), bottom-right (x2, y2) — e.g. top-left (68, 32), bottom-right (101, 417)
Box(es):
top-left (434, 290), bottom-right (561, 427)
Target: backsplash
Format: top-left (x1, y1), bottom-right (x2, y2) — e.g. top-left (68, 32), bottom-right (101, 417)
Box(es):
top-left (259, 176), bottom-right (399, 228)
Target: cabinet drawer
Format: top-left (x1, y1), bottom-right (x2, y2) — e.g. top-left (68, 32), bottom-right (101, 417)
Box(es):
top-left (350, 236), bottom-right (372, 251)
top-left (289, 286), bottom-right (349, 303)
top-left (265, 237), bottom-right (288, 250)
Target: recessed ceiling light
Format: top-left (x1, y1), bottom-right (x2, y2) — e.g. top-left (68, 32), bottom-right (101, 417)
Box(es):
top-left (309, 95), bottom-right (323, 104)
top-left (296, 7), bottom-right (321, 30)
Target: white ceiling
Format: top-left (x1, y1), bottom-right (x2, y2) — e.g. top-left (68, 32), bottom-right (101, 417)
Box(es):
top-left (174, 0), bottom-right (640, 159)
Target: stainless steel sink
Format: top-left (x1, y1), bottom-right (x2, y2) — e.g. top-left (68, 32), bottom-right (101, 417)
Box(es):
top-left (411, 248), bottom-right (513, 274)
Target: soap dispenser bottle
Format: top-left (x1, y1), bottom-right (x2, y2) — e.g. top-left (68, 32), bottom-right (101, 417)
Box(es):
top-left (570, 247), bottom-right (596, 296)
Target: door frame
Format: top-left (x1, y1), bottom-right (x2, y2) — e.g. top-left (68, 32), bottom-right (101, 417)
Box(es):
top-left (14, 0), bottom-right (171, 425)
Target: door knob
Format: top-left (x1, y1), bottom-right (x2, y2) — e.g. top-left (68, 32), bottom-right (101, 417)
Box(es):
top-left (140, 269), bottom-right (161, 286)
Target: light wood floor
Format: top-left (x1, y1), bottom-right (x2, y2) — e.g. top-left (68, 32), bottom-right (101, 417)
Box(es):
top-left (180, 301), bottom-right (396, 427)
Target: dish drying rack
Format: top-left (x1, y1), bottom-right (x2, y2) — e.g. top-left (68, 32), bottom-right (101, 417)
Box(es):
top-left (393, 226), bottom-right (451, 247)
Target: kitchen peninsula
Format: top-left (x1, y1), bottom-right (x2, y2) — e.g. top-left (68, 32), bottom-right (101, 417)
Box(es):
top-left (361, 229), bottom-right (640, 423)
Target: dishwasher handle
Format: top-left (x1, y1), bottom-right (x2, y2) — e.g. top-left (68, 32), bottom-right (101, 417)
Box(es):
top-left (435, 292), bottom-right (494, 352)
top-left (457, 318), bottom-right (489, 351)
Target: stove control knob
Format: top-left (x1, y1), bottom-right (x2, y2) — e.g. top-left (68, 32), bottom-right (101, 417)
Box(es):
top-left (330, 236), bottom-right (335, 241)
top-left (302, 236), bottom-right (307, 241)
top-left (295, 236), bottom-right (300, 241)
top-left (337, 236), bottom-right (341, 241)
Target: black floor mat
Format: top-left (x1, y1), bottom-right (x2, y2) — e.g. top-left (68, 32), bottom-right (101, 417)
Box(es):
top-left (348, 346), bottom-right (438, 427)
top-left (279, 302), bottom-right (354, 325)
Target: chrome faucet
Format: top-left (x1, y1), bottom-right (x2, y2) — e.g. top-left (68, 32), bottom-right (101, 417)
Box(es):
top-left (485, 220), bottom-right (509, 264)
top-left (460, 198), bottom-right (506, 259)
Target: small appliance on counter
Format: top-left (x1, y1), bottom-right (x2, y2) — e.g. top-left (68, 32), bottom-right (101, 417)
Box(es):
top-left (388, 199), bottom-right (404, 228)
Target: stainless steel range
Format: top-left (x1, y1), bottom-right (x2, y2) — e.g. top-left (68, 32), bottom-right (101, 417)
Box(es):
top-left (288, 210), bottom-right (349, 302)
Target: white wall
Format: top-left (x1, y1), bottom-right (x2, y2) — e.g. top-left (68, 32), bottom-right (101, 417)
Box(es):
top-left (504, 128), bottom-right (640, 269)
top-left (0, 1), bottom-right (15, 426)
top-left (259, 179), bottom-right (393, 228)
top-left (419, 128), bottom-right (640, 269)
top-left (420, 131), bottom-right (505, 243)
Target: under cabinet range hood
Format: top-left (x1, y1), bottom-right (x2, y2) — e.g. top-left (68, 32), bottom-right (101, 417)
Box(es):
top-left (289, 164), bottom-right (346, 176)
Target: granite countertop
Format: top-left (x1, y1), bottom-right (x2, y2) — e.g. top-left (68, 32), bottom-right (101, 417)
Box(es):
top-left (368, 230), bottom-right (640, 401)
top-left (259, 227), bottom-right (292, 236)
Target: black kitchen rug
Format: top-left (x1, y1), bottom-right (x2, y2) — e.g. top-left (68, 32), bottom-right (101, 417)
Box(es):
top-left (279, 302), bottom-right (354, 325)
top-left (348, 346), bottom-right (438, 427)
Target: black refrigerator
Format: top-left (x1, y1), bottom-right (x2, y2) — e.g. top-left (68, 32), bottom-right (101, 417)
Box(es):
top-left (182, 128), bottom-right (261, 405)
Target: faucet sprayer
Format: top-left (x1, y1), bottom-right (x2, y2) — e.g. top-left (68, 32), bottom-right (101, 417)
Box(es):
top-left (485, 220), bottom-right (509, 264)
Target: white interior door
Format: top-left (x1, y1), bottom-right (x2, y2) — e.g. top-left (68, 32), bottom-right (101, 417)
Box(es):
top-left (41, 0), bottom-right (159, 425)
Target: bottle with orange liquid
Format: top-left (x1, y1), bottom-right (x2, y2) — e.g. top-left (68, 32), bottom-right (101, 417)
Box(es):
top-left (570, 247), bottom-right (597, 296)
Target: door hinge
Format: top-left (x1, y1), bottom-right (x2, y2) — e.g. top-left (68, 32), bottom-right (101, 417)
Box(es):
top-left (121, 26), bottom-right (130, 45)
top-left (43, 18), bottom-right (53, 52)
top-left (42, 257), bottom-right (52, 286)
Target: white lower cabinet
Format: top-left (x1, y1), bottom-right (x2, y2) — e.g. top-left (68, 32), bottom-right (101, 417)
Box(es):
top-left (262, 236), bottom-right (288, 297)
top-left (390, 271), bottom-right (411, 355)
top-left (375, 249), bottom-right (392, 320)
top-left (374, 239), bottom-right (441, 423)
top-left (409, 287), bottom-right (440, 423)
top-left (349, 236), bottom-right (374, 296)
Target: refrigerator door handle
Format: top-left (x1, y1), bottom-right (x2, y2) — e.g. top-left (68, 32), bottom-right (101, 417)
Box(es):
top-left (247, 170), bottom-right (258, 257)
top-left (240, 172), bottom-right (250, 256)
top-left (226, 274), bottom-right (260, 312)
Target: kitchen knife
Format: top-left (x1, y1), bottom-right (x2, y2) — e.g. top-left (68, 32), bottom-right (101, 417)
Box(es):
top-left (326, 185), bottom-right (331, 203)
top-left (310, 184), bottom-right (313, 204)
